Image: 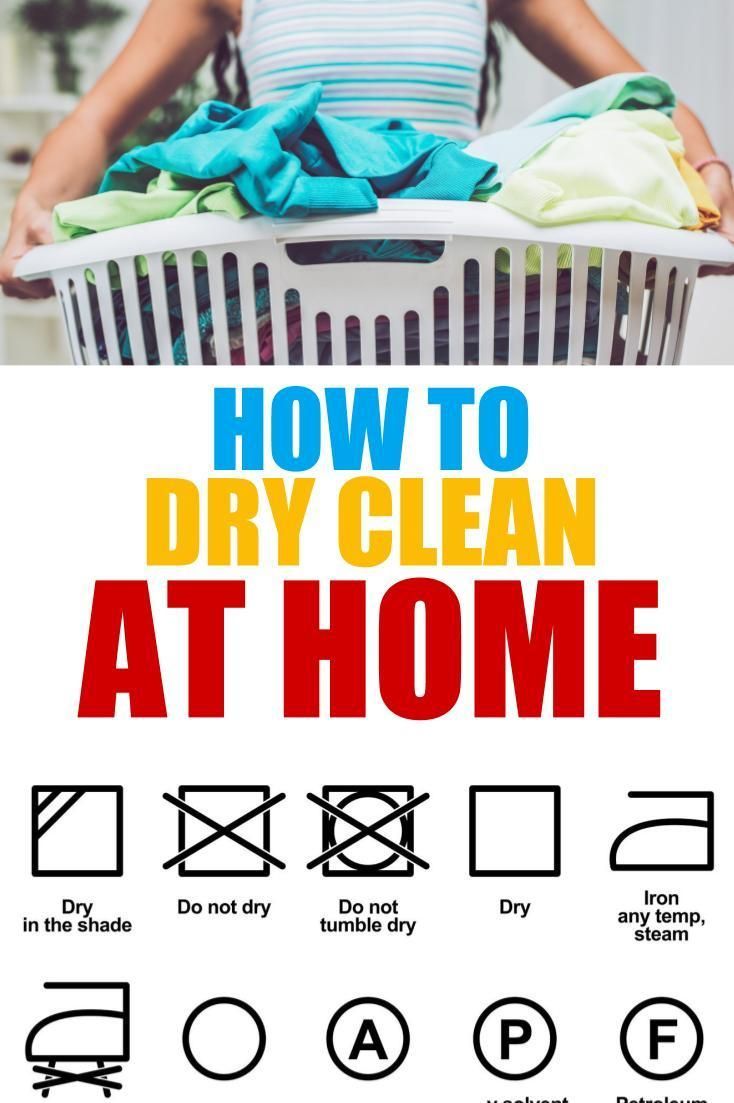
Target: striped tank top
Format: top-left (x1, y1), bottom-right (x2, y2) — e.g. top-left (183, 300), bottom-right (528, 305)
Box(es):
top-left (240, 0), bottom-right (488, 142)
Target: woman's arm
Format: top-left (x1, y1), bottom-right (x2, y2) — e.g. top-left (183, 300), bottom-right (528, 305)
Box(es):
top-left (0, 0), bottom-right (239, 298)
top-left (497, 0), bottom-right (734, 266)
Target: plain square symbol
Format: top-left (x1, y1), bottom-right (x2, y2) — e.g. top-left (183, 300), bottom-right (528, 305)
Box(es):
top-left (469, 787), bottom-right (561, 877)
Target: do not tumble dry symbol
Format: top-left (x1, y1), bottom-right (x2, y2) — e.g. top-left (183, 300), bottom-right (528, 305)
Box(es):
top-left (307, 787), bottom-right (430, 876)
top-left (162, 787), bottom-right (286, 876)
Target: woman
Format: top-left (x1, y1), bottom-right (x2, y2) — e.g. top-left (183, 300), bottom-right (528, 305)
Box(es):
top-left (2, 0), bottom-right (733, 298)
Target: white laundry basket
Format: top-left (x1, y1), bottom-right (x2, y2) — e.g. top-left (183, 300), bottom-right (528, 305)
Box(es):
top-left (16, 199), bottom-right (734, 366)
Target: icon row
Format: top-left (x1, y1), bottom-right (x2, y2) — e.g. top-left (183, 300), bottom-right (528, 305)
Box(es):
top-left (31, 785), bottom-right (715, 878)
top-left (25, 983), bottom-right (705, 1091)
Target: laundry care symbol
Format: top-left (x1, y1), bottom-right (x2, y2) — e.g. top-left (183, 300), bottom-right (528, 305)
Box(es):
top-left (326, 998), bottom-right (410, 1080)
top-left (307, 786), bottom-right (430, 876)
top-left (162, 787), bottom-right (286, 876)
top-left (620, 998), bottom-right (704, 1080)
top-left (31, 787), bottom-right (123, 878)
top-left (610, 791), bottom-right (714, 872)
top-left (25, 982), bottom-right (130, 1096)
top-left (183, 997), bottom-right (266, 1081)
top-left (473, 998), bottom-right (557, 1080)
top-left (469, 786), bottom-right (561, 877)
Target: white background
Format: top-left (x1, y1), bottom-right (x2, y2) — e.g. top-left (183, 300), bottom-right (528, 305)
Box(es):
top-left (0, 368), bottom-right (731, 1100)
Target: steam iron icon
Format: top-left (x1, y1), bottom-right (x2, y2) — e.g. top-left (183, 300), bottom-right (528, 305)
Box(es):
top-left (610, 792), bottom-right (714, 872)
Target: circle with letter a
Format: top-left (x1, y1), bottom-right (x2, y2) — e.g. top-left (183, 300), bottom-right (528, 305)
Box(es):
top-left (474, 997), bottom-right (557, 1080)
top-left (620, 997), bottom-right (703, 1080)
top-left (326, 997), bottom-right (410, 1080)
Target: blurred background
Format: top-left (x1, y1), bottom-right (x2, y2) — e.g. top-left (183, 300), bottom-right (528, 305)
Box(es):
top-left (0, 0), bottom-right (732, 364)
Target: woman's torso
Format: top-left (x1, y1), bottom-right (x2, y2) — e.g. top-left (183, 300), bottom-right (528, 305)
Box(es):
top-left (240, 0), bottom-right (488, 142)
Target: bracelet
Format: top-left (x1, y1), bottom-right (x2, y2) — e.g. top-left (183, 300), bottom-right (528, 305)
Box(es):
top-left (693, 156), bottom-right (733, 178)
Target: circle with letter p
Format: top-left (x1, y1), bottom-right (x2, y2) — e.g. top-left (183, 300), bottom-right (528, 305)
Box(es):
top-left (474, 997), bottom-right (557, 1080)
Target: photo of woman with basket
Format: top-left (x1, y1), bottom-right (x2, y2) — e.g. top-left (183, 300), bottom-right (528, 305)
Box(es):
top-left (1, 0), bottom-right (732, 365)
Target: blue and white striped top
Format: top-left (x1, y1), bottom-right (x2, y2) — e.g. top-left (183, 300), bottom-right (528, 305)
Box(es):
top-left (240, 0), bottom-right (489, 142)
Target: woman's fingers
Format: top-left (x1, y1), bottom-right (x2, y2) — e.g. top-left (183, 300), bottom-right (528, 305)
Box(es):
top-left (0, 205), bottom-right (55, 300)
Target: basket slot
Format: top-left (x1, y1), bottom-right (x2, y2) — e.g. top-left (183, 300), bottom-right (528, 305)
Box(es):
top-left (644, 260), bottom-right (673, 365)
top-left (433, 287), bottom-right (449, 365)
top-left (317, 312), bottom-right (333, 364)
top-left (285, 291), bottom-right (304, 365)
top-left (346, 316), bottom-right (362, 365)
top-left (144, 257), bottom-right (173, 365)
top-left (176, 255), bottom-right (204, 365)
top-left (89, 262), bottom-right (122, 365)
top-left (662, 269), bottom-right (687, 365)
top-left (537, 245), bottom-right (559, 366)
top-left (116, 257), bottom-right (148, 366)
top-left (375, 315), bottom-right (391, 365)
top-left (62, 279), bottom-right (85, 366)
top-left (463, 259), bottom-right (479, 365)
top-left (622, 253), bottom-right (649, 365)
top-left (206, 252), bottom-right (232, 367)
top-left (566, 246), bottom-right (591, 365)
top-left (671, 266), bottom-right (697, 365)
top-left (594, 249), bottom-right (621, 365)
top-left (252, 262), bottom-right (274, 365)
top-left (72, 270), bottom-right (102, 366)
top-left (231, 257), bottom-right (255, 365)
top-left (478, 258), bottom-right (496, 365)
top-left (507, 246), bottom-right (527, 365)
top-left (53, 284), bottom-right (78, 364)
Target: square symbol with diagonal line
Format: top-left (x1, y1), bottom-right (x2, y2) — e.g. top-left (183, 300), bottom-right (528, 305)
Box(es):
top-left (163, 786), bottom-right (286, 877)
top-left (308, 786), bottom-right (430, 877)
top-left (32, 786), bottom-right (123, 877)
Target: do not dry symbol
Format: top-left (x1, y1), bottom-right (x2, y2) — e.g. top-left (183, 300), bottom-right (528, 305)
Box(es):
top-left (162, 787), bottom-right (286, 876)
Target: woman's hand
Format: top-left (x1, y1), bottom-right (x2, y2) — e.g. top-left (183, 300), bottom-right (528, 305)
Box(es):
top-left (0, 197), bottom-right (55, 300)
top-left (1, 0), bottom-right (237, 301)
top-left (701, 163), bottom-right (734, 276)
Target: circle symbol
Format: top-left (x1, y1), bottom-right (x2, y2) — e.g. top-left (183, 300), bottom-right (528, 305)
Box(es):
top-left (474, 997), bottom-right (557, 1081)
top-left (182, 997), bottom-right (266, 1080)
top-left (620, 997), bottom-right (703, 1081)
top-left (326, 997), bottom-right (410, 1080)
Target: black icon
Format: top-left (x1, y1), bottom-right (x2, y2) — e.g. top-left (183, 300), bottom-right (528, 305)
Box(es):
top-left (162, 786), bottom-right (286, 876)
top-left (31, 787), bottom-right (123, 878)
top-left (469, 787), bottom-right (561, 877)
top-left (326, 997), bottom-right (410, 1080)
top-left (620, 998), bottom-right (703, 1080)
top-left (307, 786), bottom-right (430, 877)
top-left (474, 997), bottom-right (557, 1080)
top-left (182, 997), bottom-right (266, 1080)
top-left (610, 792), bottom-right (714, 872)
top-left (25, 982), bottom-right (130, 1096)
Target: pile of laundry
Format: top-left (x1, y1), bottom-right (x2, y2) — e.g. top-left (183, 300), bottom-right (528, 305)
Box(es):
top-left (52, 74), bottom-right (720, 365)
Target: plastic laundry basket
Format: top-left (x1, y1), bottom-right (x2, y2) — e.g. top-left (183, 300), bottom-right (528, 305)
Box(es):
top-left (16, 199), bottom-right (734, 366)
